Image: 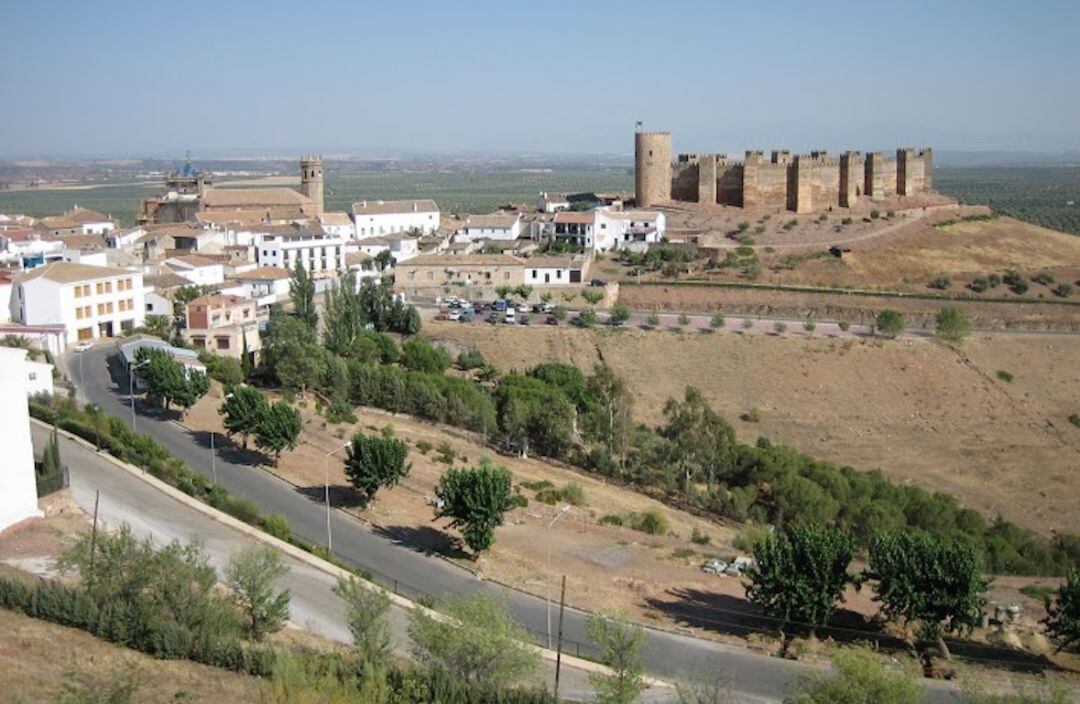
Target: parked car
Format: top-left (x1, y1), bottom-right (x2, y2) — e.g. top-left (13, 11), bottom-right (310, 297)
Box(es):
top-left (493, 299), bottom-right (508, 312)
top-left (74, 341), bottom-right (93, 353)
top-left (518, 314), bottom-right (531, 325)
top-left (590, 278), bottom-right (607, 287)
top-left (701, 559), bottom-right (728, 575)
top-left (435, 310), bottom-right (451, 321)
top-left (516, 304), bottom-right (529, 314)
top-left (460, 310), bottom-right (474, 323)
top-left (504, 309), bottom-right (516, 324)
top-left (532, 303), bottom-right (545, 313)
top-left (545, 315), bottom-right (559, 326)
top-left (485, 312), bottom-right (499, 325)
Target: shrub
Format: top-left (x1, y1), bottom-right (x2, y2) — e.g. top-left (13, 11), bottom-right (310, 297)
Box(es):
top-left (578, 308), bottom-right (598, 327)
top-left (672, 547), bottom-right (696, 559)
top-left (261, 515), bottom-right (292, 542)
top-left (969, 277), bottom-right (989, 293)
top-left (402, 339), bottom-right (451, 374)
top-left (1069, 414), bottom-right (1080, 429)
top-left (838, 321), bottom-right (851, 332)
top-left (773, 322), bottom-right (787, 334)
top-left (996, 370), bottom-right (1014, 383)
top-left (521, 479), bottom-right (554, 491)
top-left (1033, 272), bottom-right (1055, 286)
top-left (582, 289), bottom-right (604, 305)
top-left (875, 310), bottom-right (906, 338)
top-left (630, 509), bottom-right (669, 535)
top-left (416, 440), bottom-right (433, 455)
top-left (737, 221), bottom-right (749, 232)
top-left (678, 313), bottom-right (691, 326)
top-left (841, 217), bottom-right (853, 225)
top-left (987, 273), bottom-right (1002, 288)
top-left (709, 313), bottom-right (725, 329)
top-left (600, 514), bottom-right (624, 527)
top-left (733, 523), bottom-right (772, 553)
top-left (646, 312), bottom-right (661, 327)
top-left (929, 275), bottom-right (952, 290)
top-left (803, 319), bottom-right (816, 334)
top-left (1053, 283), bottom-right (1074, 298)
top-left (456, 349), bottom-right (486, 371)
top-left (742, 318), bottom-right (754, 329)
top-left (743, 407), bottom-right (762, 423)
top-left (435, 441), bottom-right (455, 465)
top-left (690, 527), bottom-right (711, 545)
top-left (870, 210), bottom-right (880, 219)
top-left (935, 307), bottom-right (971, 344)
top-left (785, 649), bottom-right (922, 704)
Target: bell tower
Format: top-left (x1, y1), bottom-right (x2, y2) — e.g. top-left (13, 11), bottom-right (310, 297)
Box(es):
top-left (299, 154), bottom-right (324, 215)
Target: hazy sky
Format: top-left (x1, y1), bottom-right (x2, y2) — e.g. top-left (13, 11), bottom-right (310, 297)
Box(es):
top-left (2, 0), bottom-right (1078, 157)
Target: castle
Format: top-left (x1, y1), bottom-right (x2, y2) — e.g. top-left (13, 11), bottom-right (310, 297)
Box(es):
top-left (139, 155), bottom-right (325, 225)
top-left (635, 131), bottom-right (933, 213)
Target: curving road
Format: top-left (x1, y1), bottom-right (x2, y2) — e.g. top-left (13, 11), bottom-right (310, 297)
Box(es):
top-left (65, 341), bottom-right (963, 704)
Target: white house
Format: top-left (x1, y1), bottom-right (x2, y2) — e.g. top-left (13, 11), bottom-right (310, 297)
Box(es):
top-left (351, 199), bottom-right (440, 238)
top-left (10, 261), bottom-right (145, 343)
top-left (40, 206), bottom-right (117, 237)
top-left (549, 211), bottom-right (599, 250)
top-left (0, 323), bottom-right (67, 357)
top-left (317, 212), bottom-right (355, 239)
top-left (0, 273), bottom-right (11, 323)
top-left (546, 208), bottom-right (665, 253)
top-left (106, 227), bottom-right (146, 249)
top-left (142, 272), bottom-right (192, 318)
top-left (229, 266), bottom-right (292, 305)
top-left (0, 347), bottom-right (42, 531)
top-left (24, 358), bottom-right (54, 397)
top-left (0, 228), bottom-right (64, 261)
top-left (357, 234), bottom-right (418, 265)
top-left (604, 209), bottom-right (666, 252)
top-left (256, 231), bottom-right (347, 277)
top-left (523, 256), bottom-right (589, 286)
top-left (538, 192), bottom-right (570, 213)
top-left (164, 254), bottom-right (226, 286)
top-left (60, 248), bottom-right (109, 267)
top-left (454, 212), bottom-right (522, 242)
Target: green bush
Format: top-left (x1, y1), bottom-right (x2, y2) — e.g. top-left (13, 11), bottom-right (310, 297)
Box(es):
top-left (996, 370), bottom-right (1014, 383)
top-left (630, 509), bottom-right (668, 535)
top-left (599, 514), bottom-right (624, 527)
top-left (416, 440), bottom-right (433, 454)
top-left (520, 479), bottom-right (553, 491)
top-left (456, 349), bottom-right (486, 371)
top-left (1069, 414), bottom-right (1080, 429)
top-left (261, 515), bottom-right (292, 542)
top-left (690, 527), bottom-right (711, 545)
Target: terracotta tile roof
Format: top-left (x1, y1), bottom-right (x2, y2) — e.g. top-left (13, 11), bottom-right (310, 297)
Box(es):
top-left (553, 212), bottom-right (595, 224)
top-left (166, 254), bottom-right (222, 268)
top-left (144, 272), bottom-right (192, 290)
top-left (13, 261), bottom-right (136, 284)
top-left (59, 234), bottom-right (107, 251)
top-left (459, 213), bottom-right (519, 230)
top-left (40, 206), bottom-right (113, 229)
top-left (230, 266), bottom-right (292, 281)
top-left (201, 187), bottom-right (311, 209)
top-left (403, 254), bottom-right (524, 268)
top-left (318, 211), bottom-right (353, 226)
top-left (521, 256), bottom-right (582, 269)
top-left (352, 199), bottom-right (439, 216)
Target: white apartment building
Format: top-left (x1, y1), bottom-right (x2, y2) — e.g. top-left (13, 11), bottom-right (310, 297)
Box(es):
top-left (0, 347), bottom-right (40, 532)
top-left (164, 254), bottom-right (226, 286)
top-left (357, 235), bottom-right (418, 265)
top-left (256, 231), bottom-right (347, 277)
top-left (537, 192), bottom-right (570, 213)
top-left (547, 208), bottom-right (665, 253)
top-left (10, 261), bottom-right (145, 343)
top-left (454, 212), bottom-right (523, 242)
top-left (351, 199), bottom-right (439, 239)
top-left (317, 211), bottom-right (355, 239)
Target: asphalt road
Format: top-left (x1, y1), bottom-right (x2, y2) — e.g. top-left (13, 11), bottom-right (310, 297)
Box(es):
top-left (65, 342), bottom-right (965, 704)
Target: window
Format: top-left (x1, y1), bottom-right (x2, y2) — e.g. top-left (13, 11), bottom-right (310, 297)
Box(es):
top-left (95, 283), bottom-right (103, 295)
top-left (76, 307), bottom-right (84, 320)
top-left (503, 272), bottom-right (510, 280)
top-left (106, 302), bottom-right (114, 314)
top-left (97, 303), bottom-right (106, 315)
top-left (74, 285), bottom-right (84, 299)
top-left (104, 281), bottom-right (112, 293)
top-left (216, 337), bottom-right (230, 350)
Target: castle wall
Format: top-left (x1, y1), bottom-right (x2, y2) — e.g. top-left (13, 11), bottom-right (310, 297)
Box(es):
top-left (655, 132), bottom-right (933, 213)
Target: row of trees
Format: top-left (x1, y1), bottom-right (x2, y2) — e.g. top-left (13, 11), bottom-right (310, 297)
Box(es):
top-left (873, 307), bottom-right (971, 343)
top-left (746, 524), bottom-right (1080, 659)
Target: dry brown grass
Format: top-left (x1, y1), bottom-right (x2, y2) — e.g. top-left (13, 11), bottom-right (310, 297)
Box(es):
top-left (0, 609), bottom-right (264, 703)
top-left (424, 322), bottom-right (1080, 537)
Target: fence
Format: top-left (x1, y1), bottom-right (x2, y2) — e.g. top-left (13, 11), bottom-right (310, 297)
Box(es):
top-left (35, 463), bottom-right (68, 497)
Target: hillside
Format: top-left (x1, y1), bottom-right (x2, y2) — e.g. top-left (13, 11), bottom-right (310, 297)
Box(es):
top-left (425, 322), bottom-right (1080, 537)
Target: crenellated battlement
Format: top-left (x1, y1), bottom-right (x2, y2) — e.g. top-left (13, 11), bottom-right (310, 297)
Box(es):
top-left (648, 130), bottom-right (935, 212)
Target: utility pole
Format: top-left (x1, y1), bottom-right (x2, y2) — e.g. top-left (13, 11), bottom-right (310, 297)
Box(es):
top-left (554, 574), bottom-right (567, 699)
top-left (88, 490), bottom-right (100, 589)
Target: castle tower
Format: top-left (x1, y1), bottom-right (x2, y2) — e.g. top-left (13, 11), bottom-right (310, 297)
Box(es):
top-left (300, 155), bottom-right (324, 215)
top-left (839, 151), bottom-right (862, 207)
top-left (635, 131), bottom-right (672, 207)
top-left (896, 148), bottom-right (916, 196)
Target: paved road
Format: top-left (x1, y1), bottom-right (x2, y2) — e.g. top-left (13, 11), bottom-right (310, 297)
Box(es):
top-left (28, 421), bottom-right (617, 703)
top-left (65, 342), bottom-right (965, 704)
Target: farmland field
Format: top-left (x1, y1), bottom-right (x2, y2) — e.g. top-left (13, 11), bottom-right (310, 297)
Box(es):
top-left (936, 166), bottom-right (1080, 235)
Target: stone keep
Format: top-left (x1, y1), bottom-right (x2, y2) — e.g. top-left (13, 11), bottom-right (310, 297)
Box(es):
top-left (0, 348), bottom-right (41, 531)
top-left (635, 131), bottom-right (672, 207)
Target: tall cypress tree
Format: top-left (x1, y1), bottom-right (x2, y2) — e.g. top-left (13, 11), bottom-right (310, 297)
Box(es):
top-left (289, 260), bottom-right (317, 332)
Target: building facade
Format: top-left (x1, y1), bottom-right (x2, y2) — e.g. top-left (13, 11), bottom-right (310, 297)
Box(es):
top-left (256, 232), bottom-right (347, 277)
top-left (0, 348), bottom-right (40, 531)
top-left (351, 199), bottom-right (440, 238)
top-left (183, 294), bottom-right (262, 360)
top-left (11, 262), bottom-right (144, 343)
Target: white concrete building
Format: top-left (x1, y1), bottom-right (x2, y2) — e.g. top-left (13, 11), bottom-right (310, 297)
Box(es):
top-left (454, 212), bottom-right (523, 242)
top-left (256, 231), bottom-right (347, 277)
top-left (351, 199), bottom-right (439, 239)
top-left (317, 212), bottom-right (355, 239)
top-left (40, 206), bottom-right (116, 237)
top-left (357, 235), bottom-right (418, 265)
top-left (10, 262), bottom-right (145, 343)
top-left (538, 192), bottom-right (570, 212)
top-left (523, 256), bottom-right (589, 286)
top-left (605, 209), bottom-right (666, 252)
top-left (546, 208), bottom-right (665, 253)
top-left (229, 266), bottom-right (292, 305)
top-left (106, 227), bottom-right (146, 249)
top-left (24, 358), bottom-right (54, 397)
top-left (0, 228), bottom-right (64, 261)
top-left (0, 347), bottom-right (41, 531)
top-left (164, 254), bottom-right (226, 286)
top-left (0, 274), bottom-right (11, 323)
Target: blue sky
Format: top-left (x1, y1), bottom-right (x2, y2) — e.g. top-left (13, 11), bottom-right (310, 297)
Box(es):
top-left (1, 0), bottom-right (1078, 157)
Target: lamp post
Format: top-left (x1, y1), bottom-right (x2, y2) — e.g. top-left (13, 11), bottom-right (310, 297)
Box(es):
top-left (546, 504), bottom-right (571, 649)
top-left (128, 359), bottom-right (149, 430)
top-left (324, 440), bottom-right (351, 553)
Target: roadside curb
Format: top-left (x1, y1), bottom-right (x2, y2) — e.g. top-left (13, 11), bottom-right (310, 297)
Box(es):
top-left (33, 417), bottom-right (670, 689)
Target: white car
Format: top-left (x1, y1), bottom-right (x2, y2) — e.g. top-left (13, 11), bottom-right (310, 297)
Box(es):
top-left (701, 559), bottom-right (728, 575)
top-left (517, 304), bottom-right (529, 314)
top-left (74, 341), bottom-right (93, 353)
top-left (448, 309), bottom-right (461, 321)
top-left (504, 309), bottom-right (516, 323)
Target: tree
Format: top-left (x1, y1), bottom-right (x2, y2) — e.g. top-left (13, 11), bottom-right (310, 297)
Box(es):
top-left (343, 432), bottom-right (411, 506)
top-left (783, 649), bottom-right (922, 704)
top-left (401, 338), bottom-right (451, 374)
top-left (745, 524), bottom-right (854, 643)
top-left (255, 401), bottom-right (302, 465)
top-left (322, 270), bottom-right (365, 357)
top-left (582, 289), bottom-right (604, 305)
top-left (143, 314), bottom-right (171, 339)
top-left (661, 387), bottom-right (737, 493)
top-left (514, 284), bottom-right (533, 301)
top-left (407, 594), bottom-right (539, 688)
top-left (1043, 570), bottom-right (1080, 652)
top-left (171, 368), bottom-right (209, 414)
top-left (875, 310), bottom-right (906, 338)
top-left (224, 545), bottom-right (290, 641)
top-left (434, 460), bottom-right (513, 555)
top-left (374, 249), bottom-right (392, 271)
top-left (262, 311), bottom-right (325, 394)
top-left (495, 284), bottom-right (513, 300)
top-left (578, 308), bottom-right (598, 327)
top-left (935, 307), bottom-right (970, 344)
top-left (41, 425), bottom-right (62, 476)
top-left (134, 347), bottom-right (208, 414)
top-left (289, 259), bottom-right (318, 332)
top-left (675, 667), bottom-right (735, 704)
top-left (710, 313), bottom-right (725, 329)
top-left (219, 385), bottom-right (269, 449)
top-left (868, 531), bottom-right (989, 659)
top-left (586, 613), bottom-right (646, 704)
top-left (610, 304), bottom-right (631, 325)
top-left (332, 576), bottom-right (392, 666)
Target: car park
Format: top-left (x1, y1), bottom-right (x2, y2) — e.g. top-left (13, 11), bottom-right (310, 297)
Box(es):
top-left (485, 312), bottom-right (499, 325)
top-left (504, 308), bottom-right (516, 323)
top-left (516, 304), bottom-right (529, 314)
top-left (460, 310), bottom-right (474, 322)
top-left (493, 299), bottom-right (508, 312)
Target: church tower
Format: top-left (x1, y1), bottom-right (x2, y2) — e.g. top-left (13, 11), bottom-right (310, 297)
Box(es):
top-left (300, 155), bottom-right (324, 215)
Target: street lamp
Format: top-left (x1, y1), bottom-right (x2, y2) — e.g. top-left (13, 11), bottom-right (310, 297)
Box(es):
top-left (324, 440), bottom-right (351, 553)
top-left (546, 504), bottom-right (571, 649)
top-left (128, 359), bottom-right (149, 430)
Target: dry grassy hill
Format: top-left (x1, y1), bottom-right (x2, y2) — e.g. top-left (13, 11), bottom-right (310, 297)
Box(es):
top-left (425, 322), bottom-right (1080, 537)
